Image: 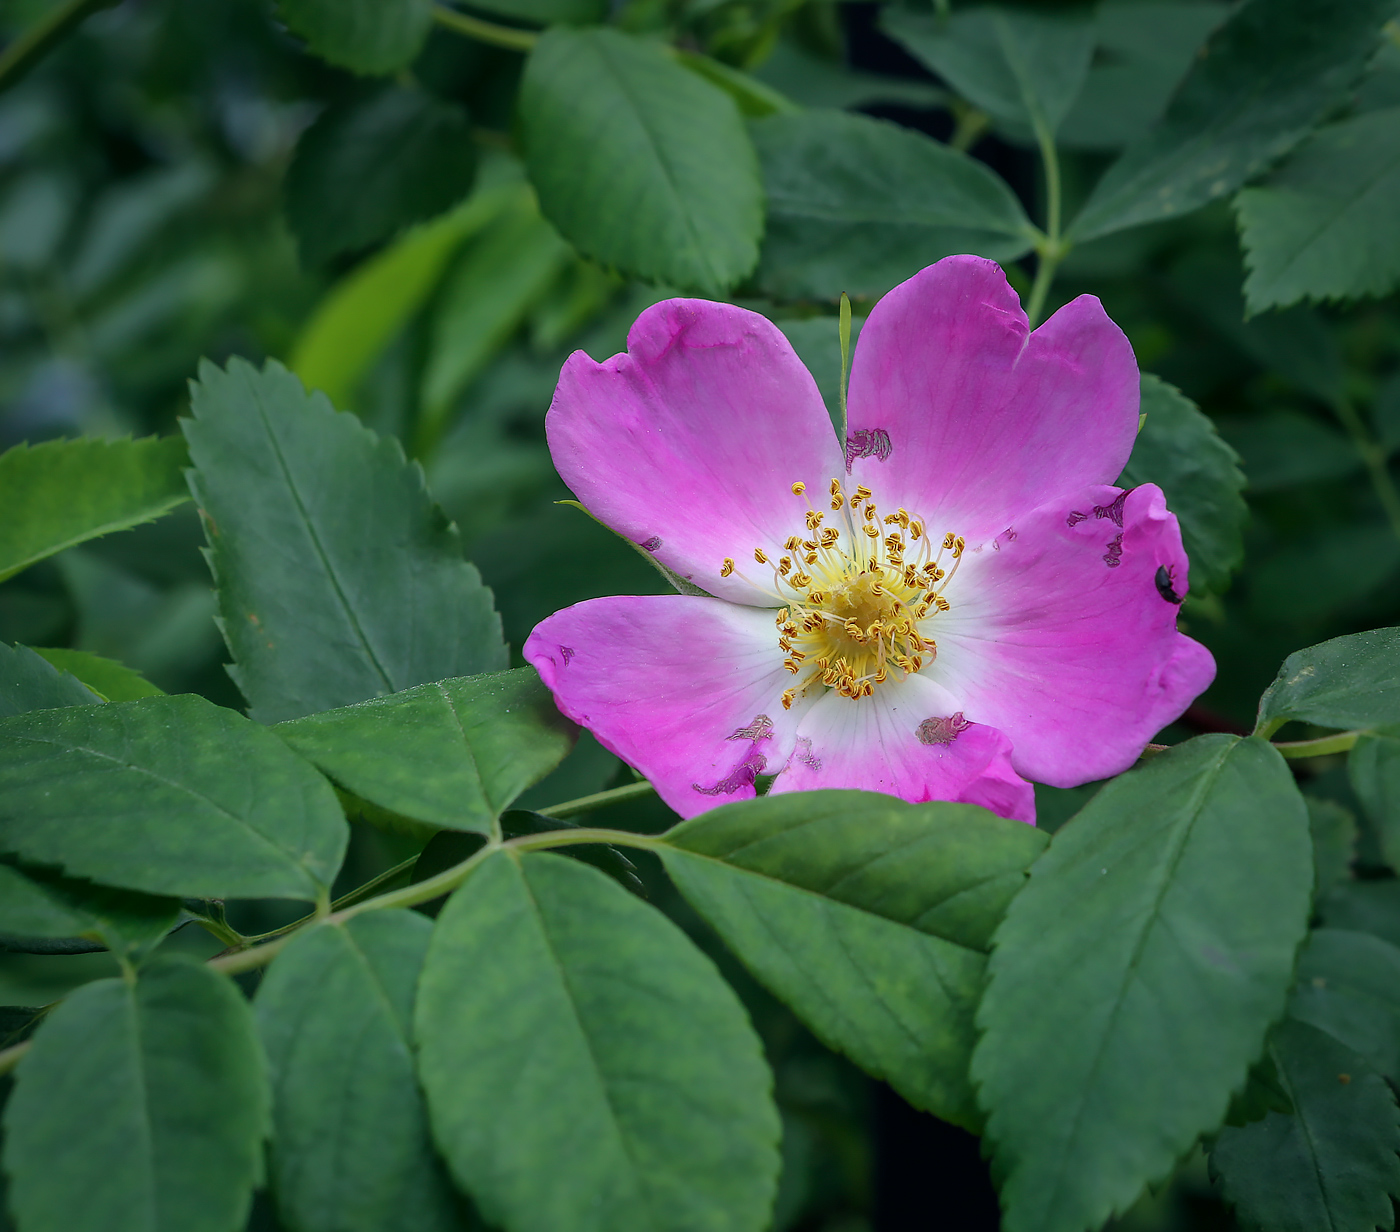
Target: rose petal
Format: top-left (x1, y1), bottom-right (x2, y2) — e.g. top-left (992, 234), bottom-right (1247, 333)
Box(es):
top-left (524, 594), bottom-right (812, 819)
top-left (769, 674), bottom-right (1036, 824)
top-left (927, 482), bottom-right (1215, 787)
top-left (548, 298), bottom-right (844, 605)
top-left (844, 255), bottom-right (1140, 544)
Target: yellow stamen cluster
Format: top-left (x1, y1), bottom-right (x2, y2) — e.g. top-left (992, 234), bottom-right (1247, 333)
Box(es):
top-left (721, 479), bottom-right (964, 705)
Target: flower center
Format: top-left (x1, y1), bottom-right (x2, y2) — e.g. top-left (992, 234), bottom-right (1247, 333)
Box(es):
top-left (719, 479), bottom-right (964, 707)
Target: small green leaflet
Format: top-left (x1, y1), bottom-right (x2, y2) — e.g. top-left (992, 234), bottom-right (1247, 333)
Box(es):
top-left (1256, 627), bottom-right (1400, 734)
top-left (1211, 1018), bottom-right (1400, 1232)
top-left (1236, 106), bottom-right (1400, 314)
top-left (0, 863), bottom-right (178, 958)
top-left (751, 110), bottom-right (1035, 302)
top-left (882, 4), bottom-right (1095, 139)
top-left (256, 912), bottom-right (460, 1232)
top-left (185, 358), bottom-right (506, 724)
top-left (974, 736), bottom-right (1313, 1232)
top-left (29, 647), bottom-right (163, 701)
top-left (0, 693), bottom-right (347, 900)
top-left (0, 436), bottom-right (188, 584)
top-left (275, 0), bottom-right (433, 75)
top-left (520, 28), bottom-right (763, 296)
top-left (1290, 928), bottom-right (1400, 1083)
top-left (276, 668), bottom-right (576, 835)
top-left (0, 642), bottom-right (101, 718)
top-left (2, 957), bottom-right (271, 1232)
top-left (1070, 0), bottom-right (1394, 241)
top-left (658, 790), bottom-right (1046, 1130)
top-left (416, 851), bottom-right (781, 1232)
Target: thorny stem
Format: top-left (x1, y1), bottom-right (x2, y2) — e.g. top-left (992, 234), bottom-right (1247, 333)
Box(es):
top-left (1331, 397), bottom-right (1400, 544)
top-left (0, 0), bottom-right (115, 94)
top-left (1024, 113), bottom-right (1066, 331)
top-left (432, 5), bottom-right (538, 52)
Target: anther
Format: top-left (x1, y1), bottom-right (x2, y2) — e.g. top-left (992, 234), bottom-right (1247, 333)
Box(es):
top-left (781, 689), bottom-right (795, 710)
top-left (805, 510), bottom-right (824, 530)
top-left (862, 524), bottom-right (880, 539)
top-left (792, 482), bottom-right (806, 495)
top-left (754, 548), bottom-right (768, 564)
top-left (779, 557), bottom-right (792, 575)
top-left (721, 558), bottom-right (735, 577)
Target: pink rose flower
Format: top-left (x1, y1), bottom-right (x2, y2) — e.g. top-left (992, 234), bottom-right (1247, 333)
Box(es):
top-left (523, 256), bottom-right (1215, 824)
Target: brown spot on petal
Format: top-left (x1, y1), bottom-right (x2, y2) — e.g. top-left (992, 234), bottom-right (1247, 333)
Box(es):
top-left (727, 714), bottom-right (774, 742)
top-left (693, 749), bottom-right (767, 796)
top-left (1103, 533), bottom-right (1124, 568)
top-left (917, 713), bottom-right (970, 746)
top-left (794, 736), bottom-right (821, 770)
top-left (641, 536), bottom-right (662, 552)
top-left (845, 427), bottom-right (892, 472)
top-left (559, 645), bottom-right (575, 665)
top-left (1093, 490), bottom-right (1130, 528)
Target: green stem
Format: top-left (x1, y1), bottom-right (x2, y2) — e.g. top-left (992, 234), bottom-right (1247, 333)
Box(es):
top-left (1274, 730), bottom-right (1365, 759)
top-left (949, 106), bottom-right (989, 155)
top-left (0, 0), bottom-right (115, 93)
top-left (432, 5), bottom-right (538, 52)
top-left (542, 779), bottom-right (658, 820)
top-left (0, 1040), bottom-right (29, 1077)
top-left (1332, 397), bottom-right (1400, 544)
top-left (1024, 113), bottom-right (1065, 331)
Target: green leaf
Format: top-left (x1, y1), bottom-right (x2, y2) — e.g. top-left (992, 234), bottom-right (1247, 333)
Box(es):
top-left (520, 28), bottom-right (763, 295)
top-left (286, 87), bottom-right (477, 267)
top-left (1237, 106), bottom-right (1400, 314)
top-left (0, 694), bottom-right (347, 900)
top-left (1057, 3), bottom-right (1227, 151)
top-left (675, 52), bottom-right (800, 118)
top-left (256, 912), bottom-right (459, 1232)
top-left (276, 0), bottom-right (433, 75)
top-left (1070, 0), bottom-right (1394, 241)
top-left (29, 647), bottom-right (162, 701)
top-left (1319, 880), bottom-right (1400, 950)
top-left (0, 642), bottom-right (101, 718)
top-left (881, 4), bottom-right (1095, 138)
top-left (1256, 628), bottom-right (1400, 735)
top-left (291, 182), bottom-right (517, 409)
top-left (1350, 727), bottom-right (1400, 874)
top-left (0, 436), bottom-right (188, 584)
top-left (1289, 928), bottom-right (1400, 1083)
top-left (2, 956), bottom-right (270, 1232)
top-left (1211, 1019), bottom-right (1400, 1232)
top-left (416, 850), bottom-right (781, 1232)
top-left (419, 200), bottom-right (571, 446)
top-left (1308, 797), bottom-right (1358, 894)
top-left (657, 791), bottom-right (1046, 1130)
top-left (1117, 374), bottom-right (1246, 595)
top-left (973, 736), bottom-right (1313, 1232)
top-left (184, 358), bottom-right (506, 724)
top-left (0, 864), bottom-right (178, 957)
top-left (751, 109), bottom-right (1035, 302)
top-left (276, 668), bottom-right (574, 835)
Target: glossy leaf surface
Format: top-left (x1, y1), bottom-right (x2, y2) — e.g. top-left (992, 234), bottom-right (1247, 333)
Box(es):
top-left (0, 642), bottom-right (100, 718)
top-left (1257, 628), bottom-right (1400, 733)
